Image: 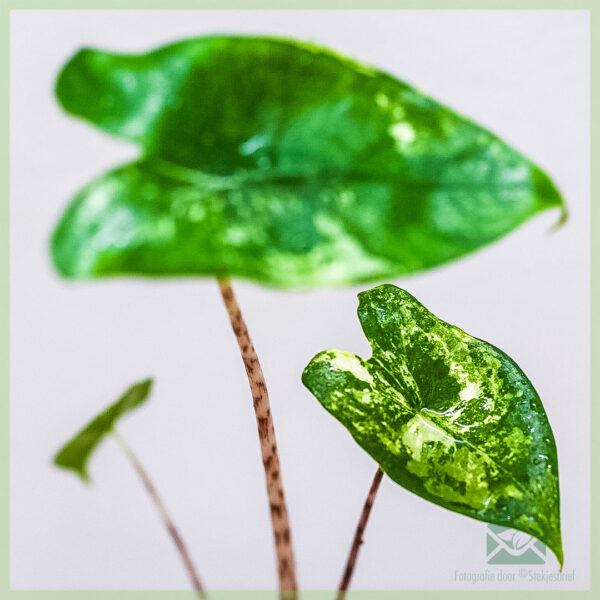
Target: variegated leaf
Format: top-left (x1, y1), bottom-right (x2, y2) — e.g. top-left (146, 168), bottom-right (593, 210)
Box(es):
top-left (302, 284), bottom-right (562, 565)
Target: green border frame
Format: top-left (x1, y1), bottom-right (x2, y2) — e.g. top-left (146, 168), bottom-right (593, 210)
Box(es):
top-left (3, 2), bottom-right (594, 598)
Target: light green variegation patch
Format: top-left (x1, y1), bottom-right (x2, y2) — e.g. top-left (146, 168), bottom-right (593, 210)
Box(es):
top-left (51, 37), bottom-right (564, 287)
top-left (302, 284), bottom-right (562, 566)
top-left (330, 350), bottom-right (374, 384)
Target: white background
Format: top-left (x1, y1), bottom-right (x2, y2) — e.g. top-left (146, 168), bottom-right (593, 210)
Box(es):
top-left (10, 10), bottom-right (590, 591)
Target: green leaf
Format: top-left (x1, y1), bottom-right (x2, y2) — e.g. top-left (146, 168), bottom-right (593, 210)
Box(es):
top-left (52, 37), bottom-right (564, 287)
top-left (302, 284), bottom-right (562, 566)
top-left (54, 379), bottom-right (153, 481)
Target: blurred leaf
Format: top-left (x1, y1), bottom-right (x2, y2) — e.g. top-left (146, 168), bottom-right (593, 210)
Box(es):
top-left (302, 284), bottom-right (562, 565)
top-left (54, 379), bottom-right (153, 481)
top-left (52, 37), bottom-right (564, 287)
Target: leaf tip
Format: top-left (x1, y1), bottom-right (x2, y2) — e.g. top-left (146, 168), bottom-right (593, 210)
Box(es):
top-left (140, 377), bottom-right (154, 390)
top-left (547, 203), bottom-right (569, 234)
top-left (531, 165), bottom-right (568, 231)
top-left (130, 377), bottom-right (154, 399)
top-left (541, 525), bottom-right (564, 571)
top-left (554, 543), bottom-right (565, 572)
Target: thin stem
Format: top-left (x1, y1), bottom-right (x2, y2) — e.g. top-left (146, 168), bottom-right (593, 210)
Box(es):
top-left (113, 431), bottom-right (206, 598)
top-left (217, 277), bottom-right (298, 597)
top-left (337, 467), bottom-right (384, 599)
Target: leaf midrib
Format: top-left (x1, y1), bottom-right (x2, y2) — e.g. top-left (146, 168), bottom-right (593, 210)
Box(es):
top-left (143, 156), bottom-right (535, 193)
top-left (369, 351), bottom-right (529, 500)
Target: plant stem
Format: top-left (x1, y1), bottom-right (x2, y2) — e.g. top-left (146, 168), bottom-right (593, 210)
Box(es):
top-left (113, 431), bottom-right (206, 598)
top-left (217, 277), bottom-right (297, 597)
top-left (337, 467), bottom-right (384, 599)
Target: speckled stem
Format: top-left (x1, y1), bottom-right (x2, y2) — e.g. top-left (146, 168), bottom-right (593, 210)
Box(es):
top-left (113, 431), bottom-right (205, 598)
top-left (217, 277), bottom-right (298, 597)
top-left (337, 467), bottom-right (384, 599)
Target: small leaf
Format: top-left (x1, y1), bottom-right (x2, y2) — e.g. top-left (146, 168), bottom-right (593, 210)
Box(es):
top-left (302, 284), bottom-right (562, 565)
top-left (54, 379), bottom-right (153, 481)
top-left (52, 37), bottom-right (564, 287)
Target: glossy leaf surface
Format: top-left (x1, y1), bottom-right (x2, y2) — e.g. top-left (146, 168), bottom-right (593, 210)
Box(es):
top-left (54, 379), bottom-right (153, 481)
top-left (52, 37), bottom-right (564, 287)
top-left (302, 285), bottom-right (562, 564)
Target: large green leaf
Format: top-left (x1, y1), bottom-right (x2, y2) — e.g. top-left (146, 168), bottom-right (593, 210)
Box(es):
top-left (52, 37), bottom-right (564, 287)
top-left (54, 379), bottom-right (153, 481)
top-left (302, 284), bottom-right (562, 565)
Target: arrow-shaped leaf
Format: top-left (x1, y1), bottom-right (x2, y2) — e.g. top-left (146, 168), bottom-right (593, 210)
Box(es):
top-left (54, 379), bottom-right (153, 481)
top-left (52, 37), bottom-right (564, 287)
top-left (302, 284), bottom-right (562, 565)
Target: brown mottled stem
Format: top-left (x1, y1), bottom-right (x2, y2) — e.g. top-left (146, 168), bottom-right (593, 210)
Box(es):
top-left (337, 468), bottom-right (384, 599)
top-left (217, 277), bottom-right (298, 597)
top-left (113, 431), bottom-right (206, 598)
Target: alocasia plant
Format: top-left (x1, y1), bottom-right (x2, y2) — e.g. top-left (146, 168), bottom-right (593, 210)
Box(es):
top-left (52, 37), bottom-right (565, 285)
top-left (303, 284), bottom-right (562, 590)
top-left (55, 379), bottom-right (205, 597)
top-left (50, 35), bottom-right (565, 593)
